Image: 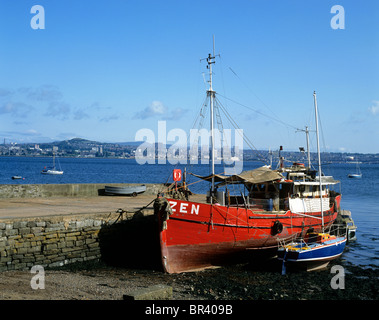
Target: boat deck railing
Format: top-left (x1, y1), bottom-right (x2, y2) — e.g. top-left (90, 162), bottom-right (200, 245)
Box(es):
top-left (213, 194), bottom-right (289, 211)
top-left (327, 223), bottom-right (348, 238)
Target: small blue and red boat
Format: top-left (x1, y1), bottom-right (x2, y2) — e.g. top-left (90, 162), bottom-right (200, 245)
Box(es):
top-left (277, 231), bottom-right (347, 272)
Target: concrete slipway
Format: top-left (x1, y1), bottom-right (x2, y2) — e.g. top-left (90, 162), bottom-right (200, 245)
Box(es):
top-left (0, 194), bottom-right (157, 219)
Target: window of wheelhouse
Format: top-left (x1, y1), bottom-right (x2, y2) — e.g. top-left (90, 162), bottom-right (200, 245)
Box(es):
top-left (311, 184), bottom-right (328, 197)
top-left (279, 182), bottom-right (292, 199)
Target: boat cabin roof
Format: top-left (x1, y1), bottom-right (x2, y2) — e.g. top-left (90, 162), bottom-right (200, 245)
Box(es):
top-left (192, 167), bottom-right (340, 188)
top-left (191, 166), bottom-right (285, 185)
top-left (293, 180), bottom-right (339, 186)
top-left (293, 176), bottom-right (340, 186)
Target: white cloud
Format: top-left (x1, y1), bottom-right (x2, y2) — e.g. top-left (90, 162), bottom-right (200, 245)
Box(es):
top-left (20, 85), bottom-right (63, 102)
top-left (73, 109), bottom-right (90, 120)
top-left (133, 101), bottom-right (168, 119)
top-left (133, 101), bottom-right (188, 120)
top-left (368, 100), bottom-right (379, 115)
top-left (0, 101), bottom-right (34, 117)
top-left (25, 129), bottom-right (40, 136)
top-left (100, 114), bottom-right (119, 122)
top-left (150, 101), bottom-right (167, 115)
top-left (163, 107), bottom-right (188, 120)
top-left (0, 88), bottom-right (12, 97)
top-left (44, 101), bottom-right (71, 119)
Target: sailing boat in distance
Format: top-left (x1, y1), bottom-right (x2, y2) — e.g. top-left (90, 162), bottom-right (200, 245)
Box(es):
top-left (41, 147), bottom-right (64, 175)
top-left (347, 157), bottom-right (362, 178)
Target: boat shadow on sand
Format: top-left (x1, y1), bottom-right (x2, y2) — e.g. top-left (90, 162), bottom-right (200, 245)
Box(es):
top-left (97, 212), bottom-right (287, 273)
top-left (98, 213), bottom-right (163, 270)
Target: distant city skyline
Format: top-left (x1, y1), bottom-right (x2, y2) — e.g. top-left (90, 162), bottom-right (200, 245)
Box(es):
top-left (1, 0), bottom-right (378, 154)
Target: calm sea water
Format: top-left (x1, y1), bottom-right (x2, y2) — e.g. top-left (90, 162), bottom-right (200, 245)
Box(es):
top-left (0, 156), bottom-right (378, 268)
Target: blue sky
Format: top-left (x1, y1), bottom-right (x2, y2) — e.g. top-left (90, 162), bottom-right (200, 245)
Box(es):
top-left (0, 0), bottom-right (378, 153)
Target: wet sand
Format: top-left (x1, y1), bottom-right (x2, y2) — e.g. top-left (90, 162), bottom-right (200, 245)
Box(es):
top-left (0, 259), bottom-right (377, 300)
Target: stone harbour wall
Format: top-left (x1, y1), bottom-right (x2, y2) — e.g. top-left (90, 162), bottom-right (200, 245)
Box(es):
top-left (0, 183), bottom-right (163, 199)
top-left (0, 212), bottom-right (122, 272)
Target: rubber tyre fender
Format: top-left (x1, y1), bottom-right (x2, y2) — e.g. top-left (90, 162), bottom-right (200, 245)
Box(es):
top-left (271, 220), bottom-right (283, 235)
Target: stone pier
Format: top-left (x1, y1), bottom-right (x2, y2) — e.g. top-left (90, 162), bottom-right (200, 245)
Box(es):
top-left (0, 183), bottom-right (162, 272)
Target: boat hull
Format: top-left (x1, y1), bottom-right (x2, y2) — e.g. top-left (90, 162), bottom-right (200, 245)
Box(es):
top-left (348, 174), bottom-right (362, 179)
top-left (155, 196), bottom-right (340, 273)
top-left (41, 170), bottom-right (63, 175)
top-left (277, 237), bottom-right (346, 271)
top-left (104, 185), bottom-right (146, 196)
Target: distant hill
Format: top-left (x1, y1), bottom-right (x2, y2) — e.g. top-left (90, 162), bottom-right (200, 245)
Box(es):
top-left (39, 138), bottom-right (102, 150)
top-left (58, 138), bottom-right (101, 145)
top-left (49, 138), bottom-right (159, 150)
top-left (3, 137), bottom-right (379, 162)
top-left (115, 141), bottom-right (145, 146)
top-left (38, 138), bottom-right (164, 149)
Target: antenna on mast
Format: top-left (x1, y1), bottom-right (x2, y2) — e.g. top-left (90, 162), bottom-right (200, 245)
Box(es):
top-left (296, 126), bottom-right (312, 169)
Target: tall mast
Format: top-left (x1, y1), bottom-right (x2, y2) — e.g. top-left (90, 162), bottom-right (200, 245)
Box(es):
top-left (313, 91), bottom-right (324, 231)
top-left (202, 37), bottom-right (217, 202)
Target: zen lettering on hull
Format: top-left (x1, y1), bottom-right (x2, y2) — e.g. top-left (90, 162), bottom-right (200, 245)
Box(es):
top-left (169, 201), bottom-right (200, 215)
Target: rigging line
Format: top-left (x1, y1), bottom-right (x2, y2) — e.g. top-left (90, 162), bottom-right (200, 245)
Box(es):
top-left (213, 100), bottom-right (246, 195)
top-left (215, 96), bottom-right (269, 165)
top-left (216, 101), bottom-right (254, 150)
top-left (318, 108), bottom-right (327, 152)
top-left (216, 92), bottom-right (299, 131)
top-left (215, 97), bottom-right (251, 144)
top-left (218, 103), bottom-right (268, 165)
top-left (228, 67), bottom-right (286, 124)
top-left (315, 104), bottom-right (330, 176)
top-left (218, 55), bottom-right (228, 103)
top-left (185, 95), bottom-right (209, 167)
top-left (190, 95), bottom-right (209, 133)
top-left (159, 98), bottom-right (209, 191)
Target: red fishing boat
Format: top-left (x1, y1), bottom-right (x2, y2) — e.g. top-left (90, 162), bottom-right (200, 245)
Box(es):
top-left (155, 168), bottom-right (341, 273)
top-left (153, 47), bottom-right (342, 274)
